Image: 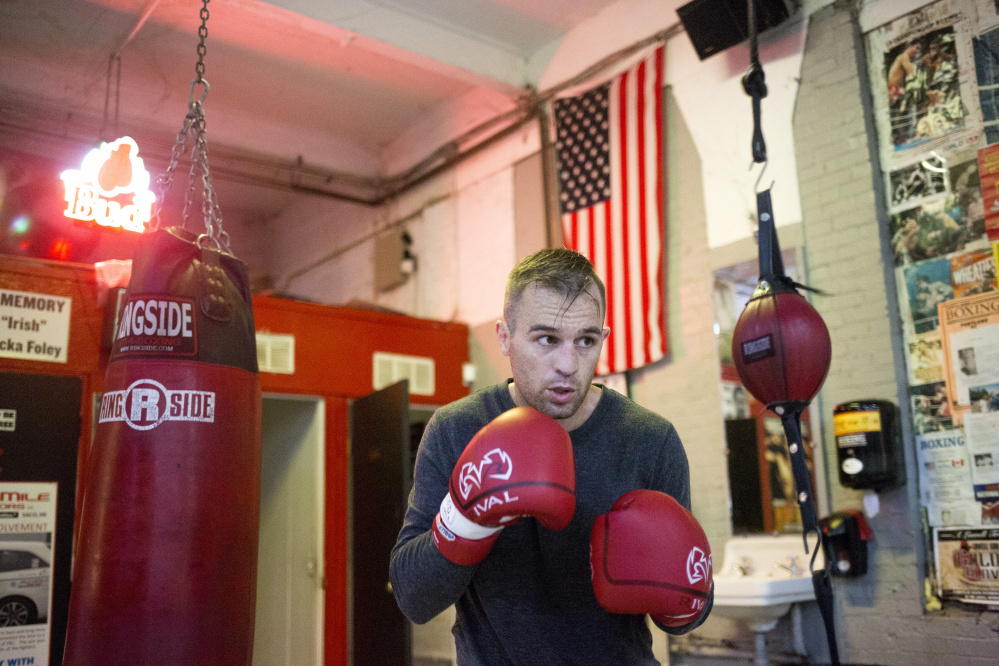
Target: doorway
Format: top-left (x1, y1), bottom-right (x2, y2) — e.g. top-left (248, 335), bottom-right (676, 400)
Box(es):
top-left (350, 381), bottom-right (413, 666)
top-left (254, 395), bottom-right (325, 665)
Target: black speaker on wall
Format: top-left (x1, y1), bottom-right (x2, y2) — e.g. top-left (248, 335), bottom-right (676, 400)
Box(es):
top-left (677, 0), bottom-right (793, 60)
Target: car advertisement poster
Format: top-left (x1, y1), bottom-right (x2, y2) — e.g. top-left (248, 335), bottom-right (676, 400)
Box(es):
top-left (934, 526), bottom-right (999, 603)
top-left (0, 481), bottom-right (56, 665)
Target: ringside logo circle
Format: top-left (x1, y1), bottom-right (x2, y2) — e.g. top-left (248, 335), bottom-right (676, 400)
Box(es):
top-left (98, 377), bottom-right (216, 431)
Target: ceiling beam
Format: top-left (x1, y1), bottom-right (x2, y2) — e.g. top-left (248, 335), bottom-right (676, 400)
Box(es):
top-left (261, 0), bottom-right (557, 92)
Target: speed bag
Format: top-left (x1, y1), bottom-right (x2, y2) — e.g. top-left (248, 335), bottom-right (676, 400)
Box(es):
top-left (64, 227), bottom-right (262, 665)
top-left (731, 288), bottom-right (831, 407)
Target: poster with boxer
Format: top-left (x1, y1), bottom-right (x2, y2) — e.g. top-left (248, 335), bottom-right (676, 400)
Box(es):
top-left (887, 153), bottom-right (948, 213)
top-left (907, 332), bottom-right (946, 385)
top-left (867, 1), bottom-right (979, 167)
top-left (947, 157), bottom-right (986, 237)
top-left (890, 199), bottom-right (969, 266)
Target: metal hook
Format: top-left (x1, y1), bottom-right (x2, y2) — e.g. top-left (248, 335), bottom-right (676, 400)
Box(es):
top-left (189, 78), bottom-right (210, 108)
top-left (753, 158), bottom-right (774, 194)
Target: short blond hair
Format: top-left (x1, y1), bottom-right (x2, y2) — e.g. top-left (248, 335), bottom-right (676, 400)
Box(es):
top-left (503, 249), bottom-right (605, 332)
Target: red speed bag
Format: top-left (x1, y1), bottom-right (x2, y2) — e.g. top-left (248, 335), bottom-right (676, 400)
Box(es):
top-left (65, 227), bottom-right (262, 665)
top-left (731, 286), bottom-right (831, 406)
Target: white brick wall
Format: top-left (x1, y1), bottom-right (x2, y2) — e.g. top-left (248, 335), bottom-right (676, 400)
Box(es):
top-left (793, 6), bottom-right (999, 664)
top-left (629, 89), bottom-right (729, 557)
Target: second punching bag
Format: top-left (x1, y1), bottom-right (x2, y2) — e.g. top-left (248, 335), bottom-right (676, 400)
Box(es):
top-left (65, 227), bottom-right (262, 664)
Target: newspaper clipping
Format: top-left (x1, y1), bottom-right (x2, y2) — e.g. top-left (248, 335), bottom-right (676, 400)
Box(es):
top-left (965, 412), bottom-right (999, 523)
top-left (917, 429), bottom-right (980, 525)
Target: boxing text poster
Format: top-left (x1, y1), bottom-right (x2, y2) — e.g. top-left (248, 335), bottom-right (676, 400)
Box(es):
top-left (937, 290), bottom-right (999, 420)
top-left (916, 429), bottom-right (979, 526)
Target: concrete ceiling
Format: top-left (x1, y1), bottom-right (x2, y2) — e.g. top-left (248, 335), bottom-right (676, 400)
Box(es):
top-left (0, 0), bottom-right (632, 218)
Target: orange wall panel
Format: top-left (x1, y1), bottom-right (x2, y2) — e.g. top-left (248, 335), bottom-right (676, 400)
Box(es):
top-left (253, 294), bottom-right (470, 405)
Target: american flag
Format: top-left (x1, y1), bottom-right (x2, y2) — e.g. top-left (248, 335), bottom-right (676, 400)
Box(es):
top-left (554, 45), bottom-right (666, 376)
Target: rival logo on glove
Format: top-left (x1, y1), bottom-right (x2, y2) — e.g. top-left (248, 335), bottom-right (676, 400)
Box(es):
top-left (686, 547), bottom-right (712, 586)
top-left (458, 448), bottom-right (512, 500)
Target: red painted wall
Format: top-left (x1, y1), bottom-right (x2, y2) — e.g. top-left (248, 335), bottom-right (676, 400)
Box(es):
top-left (252, 294), bottom-right (470, 407)
top-left (252, 294), bottom-right (470, 666)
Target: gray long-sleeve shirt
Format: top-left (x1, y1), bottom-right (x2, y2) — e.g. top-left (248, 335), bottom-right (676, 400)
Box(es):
top-left (389, 382), bottom-right (712, 665)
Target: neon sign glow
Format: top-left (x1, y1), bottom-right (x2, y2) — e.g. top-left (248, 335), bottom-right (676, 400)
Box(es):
top-left (61, 136), bottom-right (156, 233)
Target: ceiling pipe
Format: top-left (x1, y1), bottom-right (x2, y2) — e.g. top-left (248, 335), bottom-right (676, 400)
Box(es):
top-left (2, 21), bottom-right (685, 208)
top-left (111, 0), bottom-right (164, 61)
top-left (375, 21), bottom-right (684, 202)
top-left (365, 21), bottom-right (685, 204)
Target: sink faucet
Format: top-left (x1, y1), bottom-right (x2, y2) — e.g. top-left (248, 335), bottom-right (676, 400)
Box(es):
top-left (774, 555), bottom-right (800, 576)
top-left (735, 555), bottom-right (753, 576)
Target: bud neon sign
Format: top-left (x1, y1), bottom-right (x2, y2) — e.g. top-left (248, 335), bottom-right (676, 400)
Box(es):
top-left (61, 136), bottom-right (156, 233)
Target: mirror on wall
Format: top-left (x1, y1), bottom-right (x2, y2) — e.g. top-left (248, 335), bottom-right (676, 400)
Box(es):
top-left (713, 250), bottom-right (818, 535)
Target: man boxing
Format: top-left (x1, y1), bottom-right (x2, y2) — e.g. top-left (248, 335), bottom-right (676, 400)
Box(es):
top-left (390, 248), bottom-right (712, 664)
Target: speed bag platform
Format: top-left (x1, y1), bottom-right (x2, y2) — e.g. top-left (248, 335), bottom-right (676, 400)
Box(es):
top-left (65, 227), bottom-right (262, 665)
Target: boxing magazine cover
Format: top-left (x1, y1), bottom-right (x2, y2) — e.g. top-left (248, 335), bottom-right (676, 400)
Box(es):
top-left (866, 0), bottom-right (981, 167)
top-left (937, 290), bottom-right (999, 420)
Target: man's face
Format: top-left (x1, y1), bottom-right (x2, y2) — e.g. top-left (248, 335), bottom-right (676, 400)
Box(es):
top-left (497, 284), bottom-right (609, 422)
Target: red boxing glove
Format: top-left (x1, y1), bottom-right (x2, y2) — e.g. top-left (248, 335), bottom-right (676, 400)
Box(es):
top-left (432, 407), bottom-right (576, 565)
top-left (590, 490), bottom-right (712, 627)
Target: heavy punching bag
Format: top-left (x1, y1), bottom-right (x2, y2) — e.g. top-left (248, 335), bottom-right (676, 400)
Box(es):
top-left (64, 226), bottom-right (261, 664)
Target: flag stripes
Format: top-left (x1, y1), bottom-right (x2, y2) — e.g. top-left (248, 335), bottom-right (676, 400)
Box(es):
top-left (556, 45), bottom-right (666, 376)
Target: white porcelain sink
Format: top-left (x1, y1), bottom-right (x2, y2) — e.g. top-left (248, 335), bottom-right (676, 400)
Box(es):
top-left (712, 534), bottom-right (824, 633)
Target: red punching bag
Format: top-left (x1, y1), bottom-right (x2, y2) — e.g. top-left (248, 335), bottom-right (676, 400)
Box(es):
top-left (731, 190), bottom-right (831, 533)
top-left (65, 227), bottom-right (261, 664)
top-left (738, 11), bottom-right (839, 662)
top-left (731, 265), bottom-right (831, 407)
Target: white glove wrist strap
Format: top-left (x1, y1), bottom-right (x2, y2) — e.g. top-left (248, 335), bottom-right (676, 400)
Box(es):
top-left (440, 494), bottom-right (502, 540)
